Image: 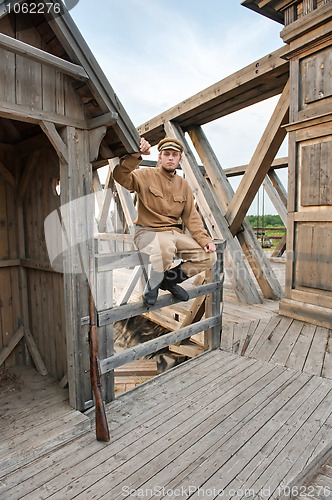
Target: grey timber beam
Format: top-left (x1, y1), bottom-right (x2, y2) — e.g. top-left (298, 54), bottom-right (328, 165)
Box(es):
top-left (224, 157), bottom-right (288, 177)
top-left (139, 157), bottom-right (288, 177)
top-left (100, 315), bottom-right (221, 375)
top-left (0, 32), bottom-right (89, 81)
top-left (0, 159), bottom-right (15, 188)
top-left (40, 121), bottom-right (69, 164)
top-left (268, 169), bottom-right (288, 207)
top-left (165, 120), bottom-right (262, 304)
top-left (137, 46), bottom-right (289, 145)
top-left (60, 126), bottom-right (92, 411)
top-left (225, 79), bottom-right (290, 236)
top-left (0, 99), bottom-right (87, 129)
top-left (97, 280), bottom-right (223, 326)
top-left (263, 175), bottom-right (287, 226)
top-left (189, 125), bottom-right (283, 300)
top-left (87, 112), bottom-right (118, 130)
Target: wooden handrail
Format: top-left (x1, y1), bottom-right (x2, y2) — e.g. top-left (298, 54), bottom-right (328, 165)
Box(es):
top-left (100, 314), bottom-right (221, 375)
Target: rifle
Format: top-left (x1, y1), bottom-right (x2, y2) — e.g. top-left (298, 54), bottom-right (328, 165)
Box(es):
top-left (89, 257), bottom-right (110, 442)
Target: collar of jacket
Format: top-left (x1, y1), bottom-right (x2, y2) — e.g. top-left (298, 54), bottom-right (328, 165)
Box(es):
top-left (157, 166), bottom-right (177, 180)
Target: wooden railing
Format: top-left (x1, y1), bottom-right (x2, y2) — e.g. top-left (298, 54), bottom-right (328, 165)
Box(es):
top-left (97, 240), bottom-right (225, 367)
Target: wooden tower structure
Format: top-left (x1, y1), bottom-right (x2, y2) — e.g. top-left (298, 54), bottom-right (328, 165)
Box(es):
top-left (0, 0), bottom-right (140, 411)
top-left (244, 0), bottom-right (332, 328)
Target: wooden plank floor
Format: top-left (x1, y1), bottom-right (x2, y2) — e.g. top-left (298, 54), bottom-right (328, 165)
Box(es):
top-left (221, 316), bottom-right (332, 380)
top-left (0, 365), bottom-right (91, 479)
top-left (293, 456), bottom-right (332, 500)
top-left (1, 349), bottom-right (331, 499)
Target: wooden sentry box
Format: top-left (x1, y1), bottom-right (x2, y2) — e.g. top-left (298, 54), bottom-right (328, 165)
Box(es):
top-left (0, 1), bottom-right (139, 410)
top-left (243, 0), bottom-right (332, 327)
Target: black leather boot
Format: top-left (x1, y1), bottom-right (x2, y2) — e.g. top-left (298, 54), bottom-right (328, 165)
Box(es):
top-left (142, 268), bottom-right (164, 306)
top-left (160, 263), bottom-right (189, 301)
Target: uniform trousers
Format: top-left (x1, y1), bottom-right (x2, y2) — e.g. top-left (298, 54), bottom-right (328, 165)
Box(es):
top-left (134, 227), bottom-right (216, 283)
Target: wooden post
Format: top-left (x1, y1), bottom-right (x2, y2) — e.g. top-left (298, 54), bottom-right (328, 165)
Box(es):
top-left (60, 126), bottom-right (92, 411)
top-left (225, 80), bottom-right (290, 236)
top-left (205, 240), bottom-right (225, 350)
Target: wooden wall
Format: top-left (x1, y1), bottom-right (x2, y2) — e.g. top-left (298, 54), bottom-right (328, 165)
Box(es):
top-left (22, 148), bottom-right (67, 380)
top-left (0, 176), bottom-right (21, 368)
top-left (279, 1), bottom-right (332, 328)
top-left (0, 12), bottom-right (86, 123)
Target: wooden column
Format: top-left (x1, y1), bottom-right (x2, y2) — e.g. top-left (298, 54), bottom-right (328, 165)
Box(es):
top-left (60, 126), bottom-right (93, 410)
top-left (278, 2), bottom-right (332, 328)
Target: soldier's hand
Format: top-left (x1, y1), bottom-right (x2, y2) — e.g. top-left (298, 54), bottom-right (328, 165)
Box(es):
top-left (204, 242), bottom-right (216, 253)
top-left (132, 137), bottom-right (151, 158)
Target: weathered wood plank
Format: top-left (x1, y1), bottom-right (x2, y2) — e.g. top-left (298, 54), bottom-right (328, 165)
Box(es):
top-left (225, 80), bottom-right (290, 236)
top-left (100, 315), bottom-right (221, 374)
top-left (97, 280), bottom-right (223, 326)
top-left (137, 46), bottom-right (289, 144)
top-left (189, 125), bottom-right (283, 300)
top-left (0, 326), bottom-right (24, 366)
top-left (0, 32), bottom-right (89, 81)
top-left (4, 351), bottom-right (235, 496)
top-left (40, 121), bottom-right (68, 164)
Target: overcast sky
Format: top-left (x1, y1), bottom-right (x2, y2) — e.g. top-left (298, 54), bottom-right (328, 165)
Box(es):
top-left (70, 0), bottom-right (288, 216)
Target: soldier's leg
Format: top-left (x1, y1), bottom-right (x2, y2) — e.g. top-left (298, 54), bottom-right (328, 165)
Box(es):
top-left (134, 229), bottom-right (177, 305)
top-left (174, 232), bottom-right (216, 277)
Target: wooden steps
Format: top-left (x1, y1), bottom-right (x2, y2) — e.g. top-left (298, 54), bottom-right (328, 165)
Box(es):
top-left (0, 366), bottom-right (91, 477)
top-left (114, 359), bottom-right (159, 395)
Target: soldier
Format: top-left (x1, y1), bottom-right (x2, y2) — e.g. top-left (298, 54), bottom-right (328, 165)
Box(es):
top-left (113, 137), bottom-right (216, 306)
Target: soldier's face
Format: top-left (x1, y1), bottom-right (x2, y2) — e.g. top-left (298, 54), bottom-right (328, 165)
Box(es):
top-left (159, 150), bottom-right (182, 174)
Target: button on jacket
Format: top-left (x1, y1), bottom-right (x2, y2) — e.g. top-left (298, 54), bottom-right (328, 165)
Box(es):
top-left (113, 155), bottom-right (212, 248)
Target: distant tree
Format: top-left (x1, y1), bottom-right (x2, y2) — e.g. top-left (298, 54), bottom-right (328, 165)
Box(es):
top-left (247, 215), bottom-right (284, 227)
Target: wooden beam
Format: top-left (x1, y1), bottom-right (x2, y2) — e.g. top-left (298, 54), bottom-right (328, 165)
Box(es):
top-left (98, 280), bottom-right (223, 326)
top-left (100, 314), bottom-right (221, 374)
top-left (0, 159), bottom-right (15, 188)
top-left (97, 164), bottom-right (115, 232)
top-left (40, 121), bottom-right (68, 164)
top-left (17, 151), bottom-right (40, 200)
top-left (188, 125), bottom-right (283, 300)
top-left (263, 175), bottom-right (287, 226)
top-left (268, 169), bottom-right (288, 207)
top-left (24, 328), bottom-right (48, 376)
top-left (139, 157), bottom-right (289, 177)
top-left (114, 181), bottom-right (137, 234)
top-left (271, 232), bottom-right (287, 258)
top-left (87, 112), bottom-right (118, 130)
top-left (0, 100), bottom-right (87, 129)
top-left (224, 157), bottom-right (288, 177)
top-left (116, 266), bottom-right (143, 306)
top-left (95, 233), bottom-right (134, 244)
top-left (137, 46), bottom-right (289, 144)
top-left (0, 32), bottom-right (89, 81)
top-left (0, 259), bottom-right (20, 268)
top-left (0, 326), bottom-right (24, 366)
top-left (165, 121), bottom-right (262, 304)
top-left (225, 79), bottom-right (290, 236)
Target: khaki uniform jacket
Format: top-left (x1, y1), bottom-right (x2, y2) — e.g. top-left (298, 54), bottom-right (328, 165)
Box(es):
top-left (113, 155), bottom-right (212, 248)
